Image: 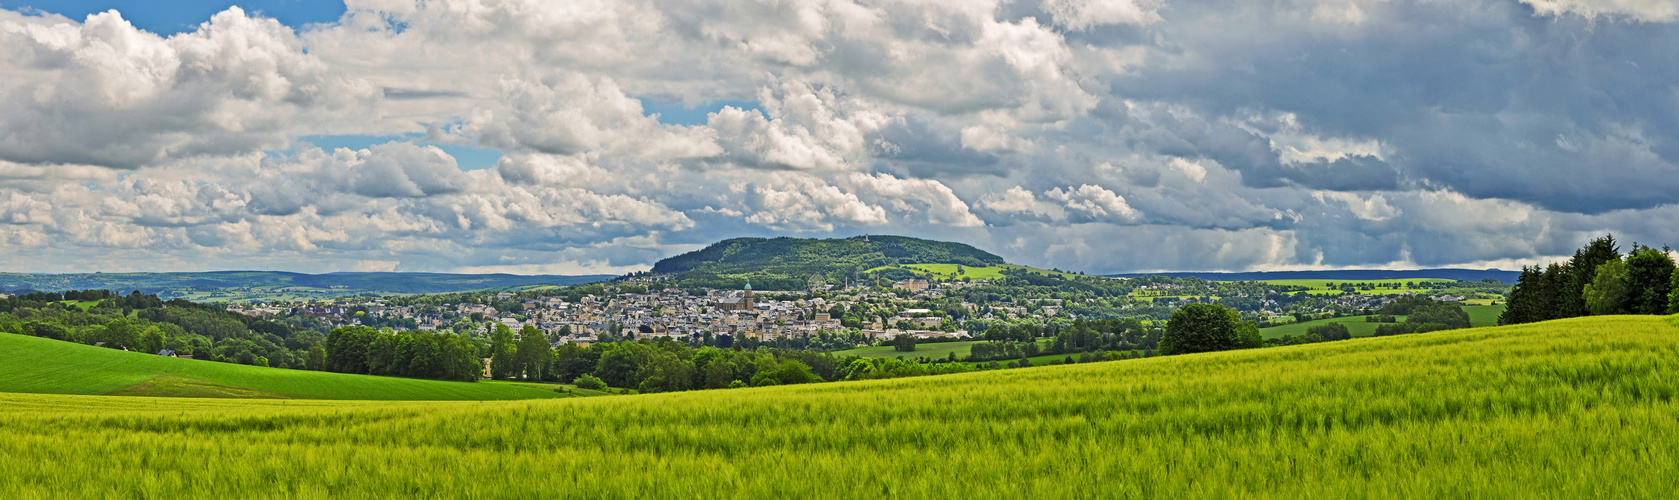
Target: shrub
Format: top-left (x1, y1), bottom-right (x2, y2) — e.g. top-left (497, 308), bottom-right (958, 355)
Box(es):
top-left (573, 374), bottom-right (606, 391)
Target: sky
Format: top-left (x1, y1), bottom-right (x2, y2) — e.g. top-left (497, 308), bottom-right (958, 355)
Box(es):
top-left (0, 0), bottom-right (1676, 275)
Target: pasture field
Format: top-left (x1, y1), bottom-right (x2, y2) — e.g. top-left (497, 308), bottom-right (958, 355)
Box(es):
top-left (55, 300), bottom-right (100, 311)
top-left (901, 263), bottom-right (1009, 280)
top-left (832, 339), bottom-right (1051, 360)
top-left (976, 352), bottom-right (1114, 368)
top-left (3, 315), bottom-right (1679, 497)
top-left (832, 340), bottom-right (985, 359)
top-left (1466, 304), bottom-right (1508, 327)
top-left (0, 333), bottom-right (562, 400)
top-left (1259, 315), bottom-right (1406, 339)
top-left (1259, 305), bottom-right (1508, 339)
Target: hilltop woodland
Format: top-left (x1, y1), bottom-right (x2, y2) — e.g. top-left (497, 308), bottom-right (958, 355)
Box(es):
top-left (1500, 235), bottom-right (1679, 325)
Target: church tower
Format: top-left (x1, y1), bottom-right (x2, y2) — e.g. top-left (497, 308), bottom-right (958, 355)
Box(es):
top-left (743, 281), bottom-right (754, 309)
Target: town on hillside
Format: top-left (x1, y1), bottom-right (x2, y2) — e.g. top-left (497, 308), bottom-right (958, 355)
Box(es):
top-left (220, 272), bottom-right (1500, 352)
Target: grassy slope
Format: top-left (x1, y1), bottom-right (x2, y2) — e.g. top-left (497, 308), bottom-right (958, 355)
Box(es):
top-left (1260, 304), bottom-right (1507, 339)
top-left (3, 315), bottom-right (1678, 497)
top-left (0, 333), bottom-right (561, 400)
top-left (901, 263), bottom-right (1008, 280)
top-left (1260, 315), bottom-right (1407, 339)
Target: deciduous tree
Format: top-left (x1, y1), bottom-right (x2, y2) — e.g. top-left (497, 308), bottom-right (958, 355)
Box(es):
top-left (1583, 259), bottom-right (1628, 316)
top-left (1159, 304), bottom-right (1249, 355)
top-left (1623, 245), bottom-right (1675, 315)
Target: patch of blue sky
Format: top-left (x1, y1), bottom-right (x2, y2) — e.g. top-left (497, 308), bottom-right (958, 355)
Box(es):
top-left (4, 0), bottom-right (346, 34)
top-left (638, 98), bottom-right (763, 126)
top-left (287, 134), bottom-right (504, 171)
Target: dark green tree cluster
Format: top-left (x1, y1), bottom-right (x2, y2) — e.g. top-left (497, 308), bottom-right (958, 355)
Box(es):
top-left (1045, 318), bottom-right (1162, 354)
top-left (892, 333), bottom-right (917, 352)
top-left (967, 340), bottom-right (1042, 361)
top-left (650, 235), bottom-right (1005, 290)
top-left (1157, 304), bottom-right (1262, 356)
top-left (544, 339), bottom-right (833, 392)
top-left (1376, 297), bottom-right (1471, 329)
top-left (1501, 235), bottom-right (1677, 325)
top-left (322, 326), bottom-right (482, 382)
top-left (1307, 323), bottom-right (1351, 341)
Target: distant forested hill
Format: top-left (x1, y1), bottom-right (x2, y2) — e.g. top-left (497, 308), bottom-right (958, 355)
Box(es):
top-left (0, 272), bottom-right (612, 303)
top-left (651, 236), bottom-right (1005, 290)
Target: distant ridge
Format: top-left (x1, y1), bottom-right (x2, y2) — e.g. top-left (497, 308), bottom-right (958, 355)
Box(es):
top-left (0, 271), bottom-right (614, 302)
top-left (1108, 268), bottom-right (1520, 283)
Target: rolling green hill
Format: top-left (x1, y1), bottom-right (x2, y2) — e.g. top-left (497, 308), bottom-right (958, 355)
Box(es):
top-left (0, 333), bottom-right (561, 400)
top-left (3, 315), bottom-right (1678, 496)
top-left (651, 235), bottom-right (1005, 290)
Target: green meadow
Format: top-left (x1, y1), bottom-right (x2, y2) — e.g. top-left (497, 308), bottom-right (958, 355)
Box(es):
top-left (1259, 315), bottom-right (1407, 339)
top-left (1466, 303), bottom-right (1508, 326)
top-left (3, 315), bottom-right (1678, 497)
top-left (901, 263), bottom-right (1009, 280)
top-left (0, 333), bottom-right (561, 400)
top-left (1260, 304), bottom-right (1508, 339)
top-left (831, 338), bottom-right (1052, 360)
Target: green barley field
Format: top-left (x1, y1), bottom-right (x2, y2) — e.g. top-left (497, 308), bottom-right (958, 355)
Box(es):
top-left (3, 315), bottom-right (1678, 497)
top-left (0, 333), bottom-right (561, 400)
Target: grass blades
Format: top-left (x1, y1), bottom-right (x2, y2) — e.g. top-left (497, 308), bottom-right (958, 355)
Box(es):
top-left (2, 315), bottom-right (1677, 497)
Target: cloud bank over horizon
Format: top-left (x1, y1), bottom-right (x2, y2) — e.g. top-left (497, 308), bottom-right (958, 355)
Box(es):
top-left (1, 0), bottom-right (1676, 275)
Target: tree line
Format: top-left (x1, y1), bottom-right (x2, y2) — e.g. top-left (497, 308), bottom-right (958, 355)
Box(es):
top-left (321, 326), bottom-right (482, 382)
top-left (458, 323), bottom-right (1014, 393)
top-left (1162, 296), bottom-right (1474, 354)
top-left (1500, 235), bottom-right (1678, 325)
